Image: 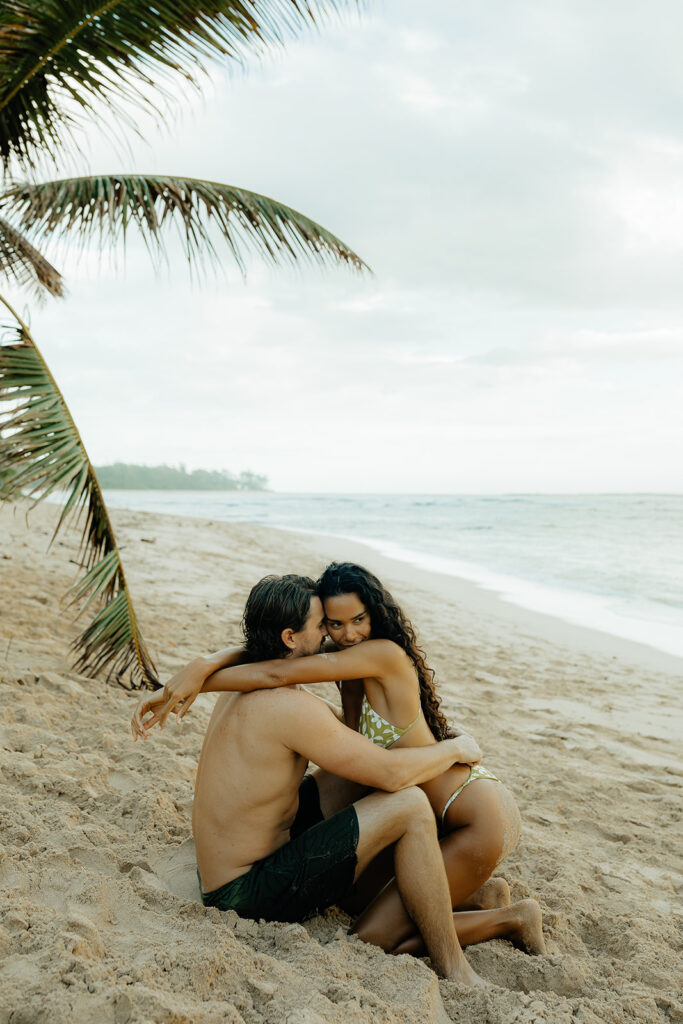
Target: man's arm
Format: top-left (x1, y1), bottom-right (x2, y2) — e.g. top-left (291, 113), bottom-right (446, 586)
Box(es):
top-left (279, 690), bottom-right (481, 792)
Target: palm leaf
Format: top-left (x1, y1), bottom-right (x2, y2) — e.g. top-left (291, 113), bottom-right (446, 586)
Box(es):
top-left (0, 174), bottom-right (368, 275)
top-left (0, 295), bottom-right (158, 689)
top-left (0, 215), bottom-right (64, 297)
top-left (0, 0), bottom-right (353, 171)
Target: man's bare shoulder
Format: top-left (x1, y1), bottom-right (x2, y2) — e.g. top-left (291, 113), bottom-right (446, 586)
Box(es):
top-left (230, 685), bottom-right (336, 751)
top-left (237, 684), bottom-right (332, 715)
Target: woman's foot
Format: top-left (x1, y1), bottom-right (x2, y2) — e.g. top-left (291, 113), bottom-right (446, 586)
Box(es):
top-left (456, 876), bottom-right (511, 911)
top-left (510, 898), bottom-right (546, 955)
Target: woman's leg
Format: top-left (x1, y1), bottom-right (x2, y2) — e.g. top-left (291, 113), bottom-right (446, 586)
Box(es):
top-left (455, 876), bottom-right (511, 911)
top-left (391, 900), bottom-right (545, 956)
top-left (439, 779), bottom-right (522, 908)
top-left (351, 779), bottom-right (520, 911)
top-left (351, 871), bottom-right (544, 955)
top-left (350, 780), bottom-right (539, 954)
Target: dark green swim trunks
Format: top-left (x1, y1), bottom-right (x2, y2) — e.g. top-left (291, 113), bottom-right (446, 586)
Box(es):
top-left (201, 775), bottom-right (359, 923)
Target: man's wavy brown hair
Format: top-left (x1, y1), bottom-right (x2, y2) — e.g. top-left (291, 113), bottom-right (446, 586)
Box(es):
top-left (317, 562), bottom-right (453, 740)
top-left (242, 574), bottom-right (317, 662)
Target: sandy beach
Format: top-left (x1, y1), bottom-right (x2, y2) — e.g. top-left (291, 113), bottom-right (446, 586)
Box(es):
top-left (0, 499), bottom-right (681, 1024)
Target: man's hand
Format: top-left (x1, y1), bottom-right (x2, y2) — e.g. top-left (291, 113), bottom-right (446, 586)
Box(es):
top-left (451, 734), bottom-right (482, 767)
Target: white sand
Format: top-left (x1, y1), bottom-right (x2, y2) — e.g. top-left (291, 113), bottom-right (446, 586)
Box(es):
top-left (0, 500), bottom-right (681, 1024)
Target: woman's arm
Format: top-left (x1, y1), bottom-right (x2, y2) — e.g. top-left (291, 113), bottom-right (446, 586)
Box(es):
top-left (130, 645), bottom-right (246, 740)
top-left (339, 679), bottom-right (364, 732)
top-left (132, 639), bottom-right (405, 738)
top-left (202, 638), bottom-right (403, 691)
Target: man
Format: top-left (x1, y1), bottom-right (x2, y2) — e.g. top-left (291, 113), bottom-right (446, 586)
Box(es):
top-left (132, 575), bottom-right (485, 986)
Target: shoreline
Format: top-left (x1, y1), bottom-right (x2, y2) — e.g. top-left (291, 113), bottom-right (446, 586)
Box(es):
top-left (91, 489), bottom-right (683, 669)
top-left (282, 525), bottom-right (683, 679)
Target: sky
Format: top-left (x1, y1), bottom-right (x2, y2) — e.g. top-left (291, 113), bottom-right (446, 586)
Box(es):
top-left (5, 0), bottom-right (683, 492)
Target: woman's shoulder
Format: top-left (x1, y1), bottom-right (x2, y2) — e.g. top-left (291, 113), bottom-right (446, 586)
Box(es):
top-left (363, 637), bottom-right (404, 656)
top-left (363, 639), bottom-right (415, 675)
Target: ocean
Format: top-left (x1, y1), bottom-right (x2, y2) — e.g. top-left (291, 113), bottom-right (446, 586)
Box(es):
top-left (97, 491), bottom-right (683, 661)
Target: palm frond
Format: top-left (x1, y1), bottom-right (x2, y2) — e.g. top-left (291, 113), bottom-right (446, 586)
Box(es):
top-left (0, 0), bottom-right (353, 171)
top-left (0, 298), bottom-right (158, 689)
top-left (0, 174), bottom-right (369, 274)
top-left (0, 215), bottom-right (64, 297)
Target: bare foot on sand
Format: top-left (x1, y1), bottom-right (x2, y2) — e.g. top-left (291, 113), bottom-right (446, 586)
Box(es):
top-left (511, 898), bottom-right (546, 955)
top-left (457, 877), bottom-right (511, 911)
top-left (444, 958), bottom-right (491, 988)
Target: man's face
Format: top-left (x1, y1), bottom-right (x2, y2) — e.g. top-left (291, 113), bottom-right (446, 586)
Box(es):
top-left (288, 596), bottom-right (327, 658)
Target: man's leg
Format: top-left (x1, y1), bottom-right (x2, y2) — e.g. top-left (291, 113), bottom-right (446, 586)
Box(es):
top-left (351, 787), bottom-right (485, 986)
top-left (311, 767), bottom-right (369, 818)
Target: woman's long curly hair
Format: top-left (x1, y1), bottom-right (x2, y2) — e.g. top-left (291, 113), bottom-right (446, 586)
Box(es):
top-left (317, 562), bottom-right (453, 740)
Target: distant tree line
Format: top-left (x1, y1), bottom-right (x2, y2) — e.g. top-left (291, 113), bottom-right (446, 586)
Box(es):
top-left (94, 463), bottom-right (268, 491)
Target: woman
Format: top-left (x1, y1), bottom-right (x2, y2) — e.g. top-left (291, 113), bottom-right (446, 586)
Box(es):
top-left (133, 563), bottom-right (544, 956)
top-left (311, 562), bottom-right (532, 953)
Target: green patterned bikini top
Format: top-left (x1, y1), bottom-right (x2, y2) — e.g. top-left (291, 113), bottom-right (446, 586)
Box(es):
top-left (359, 693), bottom-right (420, 748)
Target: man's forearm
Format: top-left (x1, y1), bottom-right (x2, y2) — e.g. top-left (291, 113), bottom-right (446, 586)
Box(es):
top-left (388, 737), bottom-right (475, 791)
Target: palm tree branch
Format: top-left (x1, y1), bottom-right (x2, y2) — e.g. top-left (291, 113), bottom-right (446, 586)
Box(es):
top-left (1, 0), bottom-right (123, 112)
top-left (0, 215), bottom-right (64, 297)
top-left (0, 174), bottom-right (369, 273)
top-left (0, 291), bottom-right (158, 689)
top-left (0, 0), bottom-right (354, 170)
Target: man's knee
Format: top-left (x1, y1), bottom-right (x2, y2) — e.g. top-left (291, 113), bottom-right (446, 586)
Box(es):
top-left (355, 787), bottom-right (435, 854)
top-left (394, 786), bottom-right (435, 830)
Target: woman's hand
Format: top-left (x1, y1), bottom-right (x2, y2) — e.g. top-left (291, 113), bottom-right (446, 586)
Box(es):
top-left (451, 734), bottom-right (482, 766)
top-left (130, 657), bottom-right (209, 740)
top-left (130, 688), bottom-right (172, 741)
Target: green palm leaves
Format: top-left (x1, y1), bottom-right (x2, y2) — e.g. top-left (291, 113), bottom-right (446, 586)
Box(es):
top-left (1, 175), bottom-right (367, 274)
top-left (0, 0), bottom-right (365, 689)
top-left (0, 216), bottom-right (64, 297)
top-left (0, 0), bottom-right (350, 170)
top-left (0, 301), bottom-right (156, 685)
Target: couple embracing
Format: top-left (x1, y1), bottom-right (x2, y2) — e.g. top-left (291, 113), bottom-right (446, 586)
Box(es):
top-left (132, 562), bottom-right (545, 987)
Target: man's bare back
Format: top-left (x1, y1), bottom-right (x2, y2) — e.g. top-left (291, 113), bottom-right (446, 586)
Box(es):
top-left (194, 686), bottom-right (315, 891)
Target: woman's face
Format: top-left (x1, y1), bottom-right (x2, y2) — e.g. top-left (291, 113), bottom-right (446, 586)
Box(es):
top-left (323, 592), bottom-right (372, 648)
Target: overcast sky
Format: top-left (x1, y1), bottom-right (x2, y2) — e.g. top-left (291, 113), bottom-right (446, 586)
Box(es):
top-left (7, 0), bottom-right (683, 492)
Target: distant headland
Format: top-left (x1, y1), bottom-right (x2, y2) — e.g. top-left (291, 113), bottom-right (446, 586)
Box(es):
top-left (94, 463), bottom-right (268, 491)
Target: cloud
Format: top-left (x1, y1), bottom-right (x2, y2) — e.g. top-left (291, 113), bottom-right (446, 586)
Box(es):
top-left (6, 0), bottom-right (683, 492)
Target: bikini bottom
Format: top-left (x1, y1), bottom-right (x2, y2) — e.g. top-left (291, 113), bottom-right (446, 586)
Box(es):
top-left (440, 764), bottom-right (500, 831)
